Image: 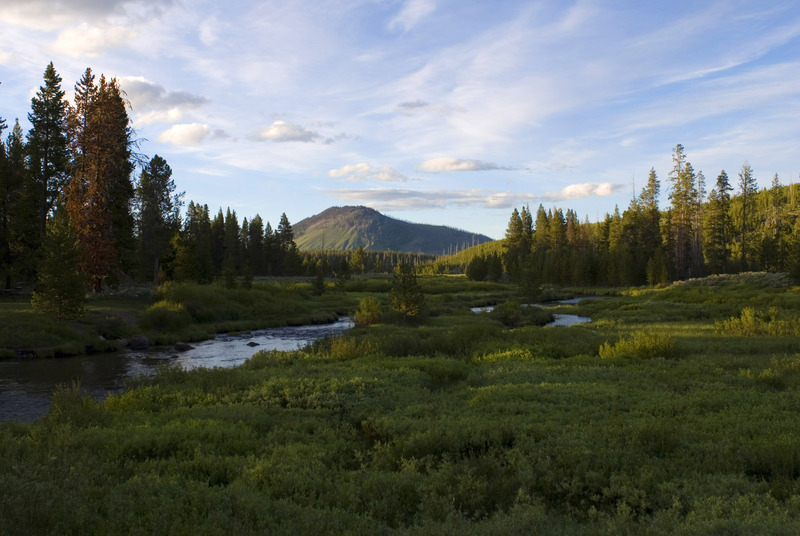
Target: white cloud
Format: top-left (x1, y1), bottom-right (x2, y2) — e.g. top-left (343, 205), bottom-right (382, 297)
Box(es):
top-left (327, 182), bottom-right (622, 211)
top-left (419, 157), bottom-right (510, 172)
top-left (158, 123), bottom-right (211, 146)
top-left (389, 0), bottom-right (436, 32)
top-left (328, 163), bottom-right (409, 182)
top-left (119, 76), bottom-right (208, 125)
top-left (543, 183), bottom-right (624, 201)
top-left (50, 23), bottom-right (136, 57)
top-left (258, 120), bottom-right (321, 143)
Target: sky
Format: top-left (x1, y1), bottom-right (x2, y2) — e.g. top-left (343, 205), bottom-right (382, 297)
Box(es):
top-left (2, 0), bottom-right (800, 240)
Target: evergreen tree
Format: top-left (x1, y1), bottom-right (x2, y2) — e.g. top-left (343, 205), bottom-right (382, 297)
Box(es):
top-left (135, 155), bottom-right (182, 283)
top-left (704, 171), bottom-right (733, 273)
top-left (31, 207), bottom-right (85, 320)
top-left (760, 173), bottom-right (787, 271)
top-left (637, 168), bottom-right (663, 281)
top-left (0, 120), bottom-right (33, 288)
top-left (738, 161), bottom-right (757, 271)
top-left (349, 245), bottom-right (366, 274)
top-left (667, 144), bottom-right (698, 279)
top-left (27, 62), bottom-right (70, 244)
top-left (276, 212), bottom-right (300, 274)
top-left (391, 262), bottom-right (424, 322)
top-left (66, 72), bottom-right (135, 292)
top-left (172, 201), bottom-right (214, 283)
top-left (503, 208), bottom-right (524, 281)
top-left (210, 208), bottom-right (225, 272)
top-left (248, 214), bottom-right (265, 275)
top-left (223, 207), bottom-right (240, 273)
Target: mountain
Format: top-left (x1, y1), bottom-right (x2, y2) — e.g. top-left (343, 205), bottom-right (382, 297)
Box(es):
top-left (293, 206), bottom-right (494, 255)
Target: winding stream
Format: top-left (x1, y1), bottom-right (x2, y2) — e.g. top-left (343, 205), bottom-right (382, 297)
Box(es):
top-left (0, 318), bottom-right (353, 422)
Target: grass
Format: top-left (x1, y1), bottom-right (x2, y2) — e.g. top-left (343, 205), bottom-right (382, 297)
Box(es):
top-left (2, 272), bottom-right (800, 533)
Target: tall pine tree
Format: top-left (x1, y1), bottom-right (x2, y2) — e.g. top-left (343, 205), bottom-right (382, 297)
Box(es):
top-left (66, 71), bottom-right (135, 292)
top-left (135, 155), bottom-right (182, 283)
top-left (27, 62), bottom-right (70, 245)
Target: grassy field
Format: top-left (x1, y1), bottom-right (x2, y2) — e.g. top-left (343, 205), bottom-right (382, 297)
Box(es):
top-left (2, 273), bottom-right (800, 534)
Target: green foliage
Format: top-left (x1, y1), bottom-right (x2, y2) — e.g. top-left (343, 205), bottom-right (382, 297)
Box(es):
top-left (391, 262), bottom-right (425, 322)
top-left (353, 296), bottom-right (382, 326)
top-left (31, 210), bottom-right (86, 320)
top-left (7, 276), bottom-right (800, 533)
top-left (489, 301), bottom-right (553, 328)
top-left (140, 299), bottom-right (192, 331)
top-left (717, 307), bottom-right (800, 337)
top-left (599, 331), bottom-right (676, 359)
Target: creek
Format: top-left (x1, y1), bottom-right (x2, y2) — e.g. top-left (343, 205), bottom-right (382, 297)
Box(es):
top-left (0, 317), bottom-right (353, 422)
top-left (471, 296), bottom-right (595, 327)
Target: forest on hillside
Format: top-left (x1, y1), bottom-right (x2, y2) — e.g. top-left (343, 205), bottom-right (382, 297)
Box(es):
top-left (459, 145), bottom-right (800, 289)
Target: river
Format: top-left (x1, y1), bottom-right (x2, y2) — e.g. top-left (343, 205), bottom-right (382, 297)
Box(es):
top-left (0, 317), bottom-right (353, 423)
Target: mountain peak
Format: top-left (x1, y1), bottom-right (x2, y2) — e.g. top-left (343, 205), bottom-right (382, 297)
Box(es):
top-left (293, 206), bottom-right (493, 255)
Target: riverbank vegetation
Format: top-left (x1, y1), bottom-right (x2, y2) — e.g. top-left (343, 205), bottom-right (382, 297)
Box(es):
top-left (3, 272), bottom-right (800, 533)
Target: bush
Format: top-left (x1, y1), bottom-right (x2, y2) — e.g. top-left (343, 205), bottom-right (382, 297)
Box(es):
top-left (599, 331), bottom-right (676, 359)
top-left (140, 300), bottom-right (192, 331)
top-left (490, 301), bottom-right (553, 328)
top-left (354, 297), bottom-right (383, 326)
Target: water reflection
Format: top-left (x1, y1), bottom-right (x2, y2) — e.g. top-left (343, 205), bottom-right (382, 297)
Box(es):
top-left (0, 317), bottom-right (353, 422)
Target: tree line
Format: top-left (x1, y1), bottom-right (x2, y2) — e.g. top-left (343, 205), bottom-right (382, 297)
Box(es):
top-left (468, 144), bottom-right (800, 289)
top-left (0, 64), bottom-right (311, 304)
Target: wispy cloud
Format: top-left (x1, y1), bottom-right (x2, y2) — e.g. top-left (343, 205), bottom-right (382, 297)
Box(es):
top-left (329, 163), bottom-right (410, 182)
top-left (389, 0), bottom-right (436, 32)
top-left (418, 157), bottom-right (511, 172)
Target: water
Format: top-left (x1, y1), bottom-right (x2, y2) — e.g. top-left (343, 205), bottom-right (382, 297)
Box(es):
top-left (0, 317), bottom-right (353, 422)
top-left (470, 297), bottom-right (595, 326)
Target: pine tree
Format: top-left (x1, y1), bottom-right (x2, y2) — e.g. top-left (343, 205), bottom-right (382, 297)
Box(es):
top-left (172, 201), bottom-right (214, 283)
top-left (31, 207), bottom-right (85, 320)
top-left (738, 161), bottom-right (757, 271)
top-left (667, 144), bottom-right (698, 279)
top-left (391, 262), bottom-right (424, 322)
top-left (0, 120), bottom-right (33, 288)
top-left (135, 155), bottom-right (182, 283)
top-left (248, 214), bottom-right (265, 275)
top-left (27, 62), bottom-right (70, 244)
top-left (704, 170), bottom-right (733, 274)
top-left (66, 71), bottom-right (135, 292)
top-left (349, 245), bottom-right (366, 274)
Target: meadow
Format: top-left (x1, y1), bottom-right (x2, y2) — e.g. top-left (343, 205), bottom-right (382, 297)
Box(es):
top-left (2, 273), bottom-right (800, 534)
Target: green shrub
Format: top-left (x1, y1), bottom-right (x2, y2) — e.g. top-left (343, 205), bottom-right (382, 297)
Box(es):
top-left (354, 297), bottom-right (383, 326)
top-left (717, 307), bottom-right (800, 336)
top-left (490, 301), bottom-right (553, 328)
top-left (599, 331), bottom-right (676, 359)
top-left (140, 299), bottom-right (192, 331)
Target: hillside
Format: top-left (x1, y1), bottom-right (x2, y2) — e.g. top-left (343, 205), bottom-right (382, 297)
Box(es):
top-left (293, 206), bottom-right (493, 255)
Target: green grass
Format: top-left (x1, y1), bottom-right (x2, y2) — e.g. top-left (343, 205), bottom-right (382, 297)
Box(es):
top-left (3, 272), bottom-right (800, 533)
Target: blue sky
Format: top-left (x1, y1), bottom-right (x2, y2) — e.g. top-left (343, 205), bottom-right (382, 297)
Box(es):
top-left (2, 0), bottom-right (800, 240)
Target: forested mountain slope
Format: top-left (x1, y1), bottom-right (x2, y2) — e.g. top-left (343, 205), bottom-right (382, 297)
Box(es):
top-left (293, 206), bottom-right (493, 255)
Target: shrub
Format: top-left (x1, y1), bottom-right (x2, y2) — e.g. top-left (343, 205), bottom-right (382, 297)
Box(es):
top-left (354, 297), bottom-right (383, 326)
top-left (140, 300), bottom-right (192, 331)
top-left (490, 301), bottom-right (553, 328)
top-left (717, 307), bottom-right (800, 336)
top-left (599, 331), bottom-right (676, 359)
